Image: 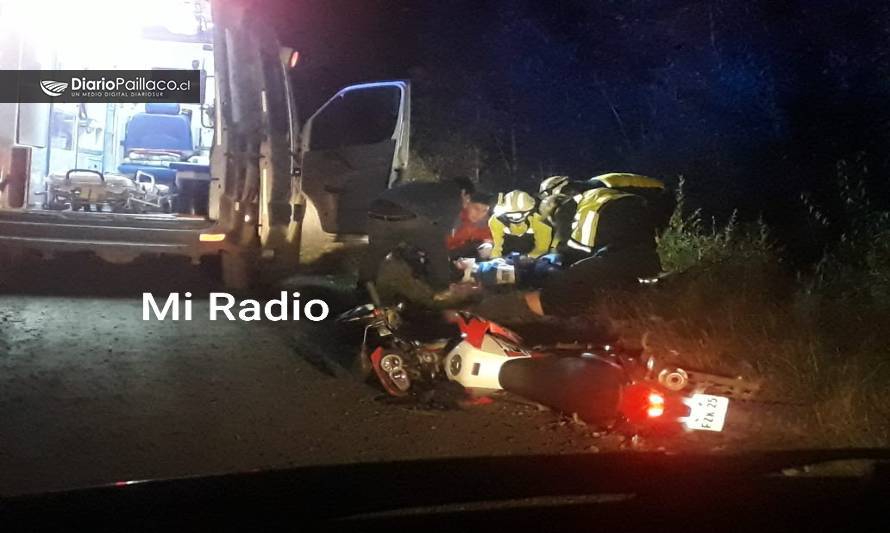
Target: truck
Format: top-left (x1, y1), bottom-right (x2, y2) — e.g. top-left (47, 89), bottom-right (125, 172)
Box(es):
top-left (0, 0), bottom-right (410, 288)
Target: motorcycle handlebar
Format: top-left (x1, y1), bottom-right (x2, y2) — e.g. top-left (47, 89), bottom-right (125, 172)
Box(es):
top-left (335, 304), bottom-right (376, 323)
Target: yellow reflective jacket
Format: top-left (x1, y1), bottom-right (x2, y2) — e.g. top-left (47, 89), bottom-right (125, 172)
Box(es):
top-left (566, 188), bottom-right (635, 253)
top-left (488, 212), bottom-right (553, 258)
top-left (588, 173), bottom-right (673, 234)
top-left (589, 173), bottom-right (665, 191)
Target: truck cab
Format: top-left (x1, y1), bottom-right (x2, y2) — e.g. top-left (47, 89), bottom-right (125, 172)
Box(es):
top-left (0, 0), bottom-right (410, 288)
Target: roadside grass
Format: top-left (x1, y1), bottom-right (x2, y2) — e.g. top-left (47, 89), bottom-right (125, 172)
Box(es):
top-left (599, 177), bottom-right (890, 448)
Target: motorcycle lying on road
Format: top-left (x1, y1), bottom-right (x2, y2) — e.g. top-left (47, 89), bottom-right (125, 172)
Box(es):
top-left (337, 284), bottom-right (758, 436)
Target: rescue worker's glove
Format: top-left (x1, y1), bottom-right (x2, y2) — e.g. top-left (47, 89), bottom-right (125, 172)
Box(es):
top-left (505, 252), bottom-right (536, 271)
top-left (475, 258), bottom-right (515, 287)
top-left (531, 253), bottom-right (564, 283)
top-left (537, 253), bottom-right (563, 268)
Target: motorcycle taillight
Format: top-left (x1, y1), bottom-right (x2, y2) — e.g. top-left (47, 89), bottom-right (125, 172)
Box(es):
top-left (646, 392), bottom-right (665, 418)
top-left (619, 383), bottom-right (666, 424)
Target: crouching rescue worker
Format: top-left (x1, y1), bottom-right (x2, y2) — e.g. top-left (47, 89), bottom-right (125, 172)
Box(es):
top-left (537, 175), bottom-right (589, 253)
top-left (587, 173), bottom-right (674, 236)
top-left (446, 192), bottom-right (494, 260)
top-left (519, 175), bottom-right (578, 283)
top-left (358, 176), bottom-right (476, 293)
top-left (538, 175), bottom-right (574, 200)
top-left (474, 173), bottom-right (669, 320)
top-left (488, 190), bottom-right (552, 258)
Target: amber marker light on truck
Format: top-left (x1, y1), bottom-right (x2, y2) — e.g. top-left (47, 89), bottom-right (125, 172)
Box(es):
top-left (280, 47), bottom-right (300, 69)
top-left (199, 233), bottom-right (226, 242)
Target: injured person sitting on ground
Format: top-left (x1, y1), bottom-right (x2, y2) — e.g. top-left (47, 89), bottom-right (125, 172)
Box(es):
top-left (446, 192), bottom-right (494, 261)
top-left (472, 174), bottom-right (670, 322)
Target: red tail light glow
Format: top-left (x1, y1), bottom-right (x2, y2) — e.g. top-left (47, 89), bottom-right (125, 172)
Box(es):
top-left (647, 393), bottom-right (665, 418)
top-left (619, 384), bottom-right (669, 424)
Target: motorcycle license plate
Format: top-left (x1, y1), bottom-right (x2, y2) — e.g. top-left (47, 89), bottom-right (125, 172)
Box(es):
top-left (683, 394), bottom-right (729, 432)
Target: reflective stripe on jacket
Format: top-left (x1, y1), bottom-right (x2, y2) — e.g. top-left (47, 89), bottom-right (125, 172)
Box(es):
top-left (567, 188), bottom-right (634, 252)
top-left (589, 173), bottom-right (665, 191)
top-left (588, 173), bottom-right (673, 233)
top-left (488, 212), bottom-right (553, 258)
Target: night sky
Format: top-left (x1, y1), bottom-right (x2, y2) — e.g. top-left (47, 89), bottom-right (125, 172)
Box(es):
top-left (266, 0), bottom-right (890, 261)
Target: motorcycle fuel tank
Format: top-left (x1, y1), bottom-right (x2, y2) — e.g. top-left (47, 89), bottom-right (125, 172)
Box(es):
top-left (443, 336), bottom-right (530, 393)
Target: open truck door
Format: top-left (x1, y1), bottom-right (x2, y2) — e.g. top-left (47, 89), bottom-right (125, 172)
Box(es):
top-left (300, 81), bottom-right (410, 235)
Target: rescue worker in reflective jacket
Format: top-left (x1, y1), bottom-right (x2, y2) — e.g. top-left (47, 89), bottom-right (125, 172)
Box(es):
top-left (541, 173), bottom-right (672, 262)
top-left (538, 175), bottom-right (572, 200)
top-left (488, 190), bottom-right (553, 258)
top-left (527, 175), bottom-right (579, 281)
top-left (473, 174), bottom-right (669, 319)
top-left (587, 173), bottom-right (674, 235)
top-left (556, 186), bottom-right (659, 267)
top-left (537, 175), bottom-right (594, 254)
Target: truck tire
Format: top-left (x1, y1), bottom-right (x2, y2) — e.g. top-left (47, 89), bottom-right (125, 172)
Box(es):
top-left (221, 251), bottom-right (257, 290)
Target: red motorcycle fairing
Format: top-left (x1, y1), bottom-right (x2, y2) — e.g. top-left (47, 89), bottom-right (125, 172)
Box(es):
top-left (449, 312), bottom-right (524, 349)
top-left (487, 321), bottom-right (523, 345)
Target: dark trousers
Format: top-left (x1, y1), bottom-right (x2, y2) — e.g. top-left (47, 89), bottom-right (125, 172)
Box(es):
top-left (359, 215), bottom-right (452, 290)
top-left (539, 245), bottom-right (661, 317)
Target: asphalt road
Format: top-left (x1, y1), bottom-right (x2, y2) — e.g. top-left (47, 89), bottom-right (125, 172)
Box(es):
top-left (0, 255), bottom-right (608, 496)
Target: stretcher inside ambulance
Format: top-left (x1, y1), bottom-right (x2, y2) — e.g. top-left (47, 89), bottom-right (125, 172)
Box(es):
top-left (2, 0), bottom-right (215, 217)
top-left (0, 0), bottom-right (411, 288)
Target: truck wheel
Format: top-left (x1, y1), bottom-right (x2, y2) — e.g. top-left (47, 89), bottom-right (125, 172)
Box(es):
top-left (221, 251), bottom-right (257, 290)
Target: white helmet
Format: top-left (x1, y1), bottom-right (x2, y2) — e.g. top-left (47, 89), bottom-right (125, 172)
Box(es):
top-left (495, 190), bottom-right (536, 223)
top-left (539, 175), bottom-right (571, 198)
